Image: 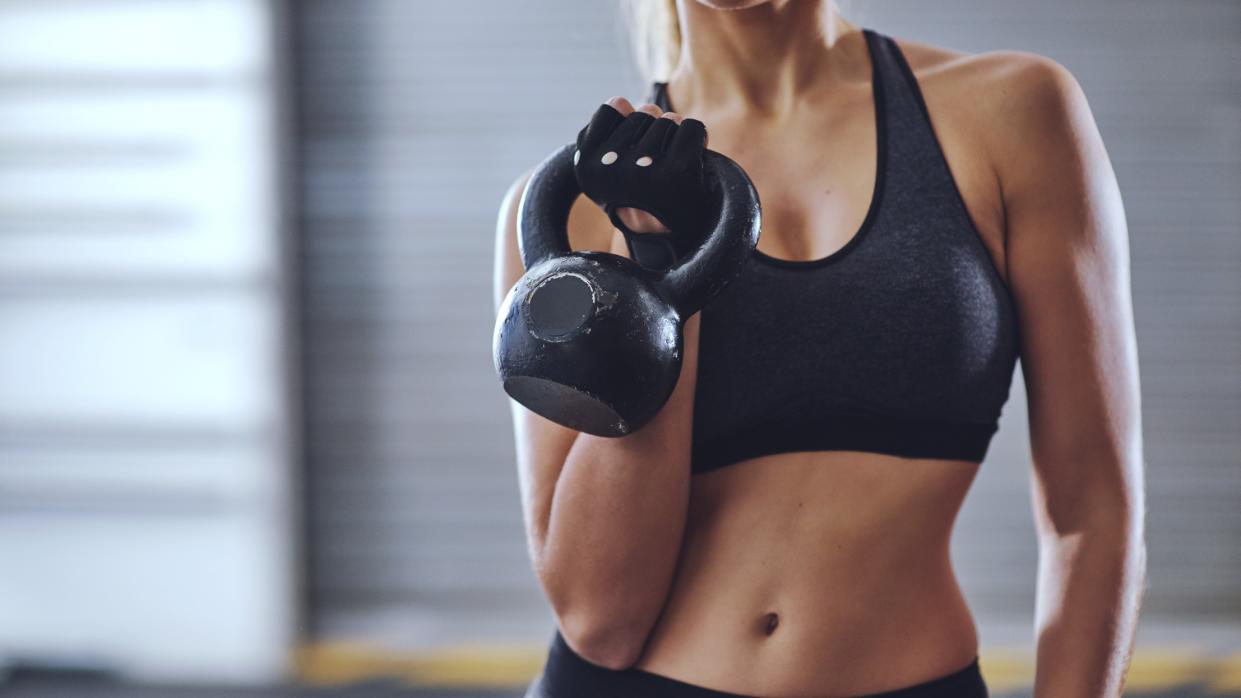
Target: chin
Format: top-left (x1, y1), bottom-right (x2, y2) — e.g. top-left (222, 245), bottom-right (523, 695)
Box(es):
top-left (694, 0), bottom-right (775, 10)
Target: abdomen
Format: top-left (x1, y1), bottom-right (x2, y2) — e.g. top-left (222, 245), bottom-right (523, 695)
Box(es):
top-left (634, 450), bottom-right (984, 697)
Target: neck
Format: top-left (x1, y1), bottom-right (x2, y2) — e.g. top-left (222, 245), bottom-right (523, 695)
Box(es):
top-left (668, 0), bottom-right (861, 117)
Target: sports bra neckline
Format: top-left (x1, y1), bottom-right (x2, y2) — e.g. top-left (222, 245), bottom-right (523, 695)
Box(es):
top-left (652, 27), bottom-right (888, 271)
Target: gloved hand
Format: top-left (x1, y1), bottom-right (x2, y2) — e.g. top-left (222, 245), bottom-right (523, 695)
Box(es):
top-left (574, 101), bottom-right (713, 271)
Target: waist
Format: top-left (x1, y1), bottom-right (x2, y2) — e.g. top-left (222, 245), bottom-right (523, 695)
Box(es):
top-left (538, 630), bottom-right (988, 698)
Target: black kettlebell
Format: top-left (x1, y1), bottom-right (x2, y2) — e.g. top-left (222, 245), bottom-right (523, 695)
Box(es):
top-left (493, 118), bottom-right (760, 437)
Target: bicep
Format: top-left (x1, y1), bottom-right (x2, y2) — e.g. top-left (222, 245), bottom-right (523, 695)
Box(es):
top-left (492, 170), bottom-right (623, 549)
top-left (997, 57), bottom-right (1144, 533)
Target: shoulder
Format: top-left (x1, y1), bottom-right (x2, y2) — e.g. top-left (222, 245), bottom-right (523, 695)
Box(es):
top-left (889, 34), bottom-right (1100, 198)
top-left (890, 34), bottom-right (1086, 122)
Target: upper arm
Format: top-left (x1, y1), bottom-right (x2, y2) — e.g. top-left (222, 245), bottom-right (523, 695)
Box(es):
top-left (492, 169), bottom-right (624, 556)
top-left (987, 53), bottom-right (1145, 534)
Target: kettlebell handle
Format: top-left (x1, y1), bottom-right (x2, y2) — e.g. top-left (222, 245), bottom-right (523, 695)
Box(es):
top-left (517, 143), bottom-right (761, 316)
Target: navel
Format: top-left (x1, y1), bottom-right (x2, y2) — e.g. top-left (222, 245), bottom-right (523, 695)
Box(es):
top-left (762, 611), bottom-right (780, 636)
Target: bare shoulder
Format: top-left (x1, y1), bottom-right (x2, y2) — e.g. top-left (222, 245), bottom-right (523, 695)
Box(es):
top-left (892, 34), bottom-right (1084, 115)
top-left (891, 34), bottom-right (1093, 169)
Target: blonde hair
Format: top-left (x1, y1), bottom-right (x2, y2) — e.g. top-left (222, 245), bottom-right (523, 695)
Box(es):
top-left (623, 0), bottom-right (682, 83)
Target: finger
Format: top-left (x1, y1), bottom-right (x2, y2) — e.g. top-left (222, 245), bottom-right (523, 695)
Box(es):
top-left (635, 102), bottom-right (662, 118)
top-left (576, 102), bottom-right (627, 154)
top-left (633, 117), bottom-right (677, 162)
top-left (606, 96), bottom-right (634, 116)
top-left (600, 111), bottom-right (656, 154)
top-left (667, 117), bottom-right (708, 158)
top-left (662, 112), bottom-right (707, 147)
top-left (615, 207), bottom-right (670, 234)
top-left (661, 112), bottom-right (708, 148)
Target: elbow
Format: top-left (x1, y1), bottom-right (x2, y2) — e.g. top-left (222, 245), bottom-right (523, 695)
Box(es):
top-left (1058, 495), bottom-right (1144, 541)
top-left (558, 609), bottom-right (649, 670)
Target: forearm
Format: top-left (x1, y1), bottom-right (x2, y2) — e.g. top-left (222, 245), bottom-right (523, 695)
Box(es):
top-left (537, 313), bottom-right (700, 663)
top-left (1033, 507), bottom-right (1147, 697)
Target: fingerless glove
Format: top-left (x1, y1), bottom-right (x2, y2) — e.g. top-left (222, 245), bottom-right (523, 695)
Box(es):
top-left (574, 104), bottom-right (715, 271)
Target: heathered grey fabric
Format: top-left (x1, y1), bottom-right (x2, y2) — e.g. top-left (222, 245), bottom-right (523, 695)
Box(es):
top-left (652, 28), bottom-right (1021, 473)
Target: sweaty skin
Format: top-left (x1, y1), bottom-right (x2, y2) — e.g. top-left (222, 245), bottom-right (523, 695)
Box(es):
top-left (493, 4), bottom-right (1144, 697)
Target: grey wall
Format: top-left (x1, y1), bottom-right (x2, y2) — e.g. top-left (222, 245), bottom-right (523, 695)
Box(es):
top-left (293, 1), bottom-right (1241, 648)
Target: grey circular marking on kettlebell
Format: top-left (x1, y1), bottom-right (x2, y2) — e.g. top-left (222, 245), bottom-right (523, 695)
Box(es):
top-left (524, 272), bottom-right (597, 343)
top-left (636, 155), bottom-right (653, 167)
top-left (601, 151), bottom-right (618, 165)
top-left (573, 150), bottom-right (580, 165)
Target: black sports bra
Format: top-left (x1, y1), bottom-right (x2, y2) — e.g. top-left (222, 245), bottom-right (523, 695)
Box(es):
top-left (650, 28), bottom-right (1021, 474)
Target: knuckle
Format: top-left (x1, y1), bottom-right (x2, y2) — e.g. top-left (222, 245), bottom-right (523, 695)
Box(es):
top-left (607, 96), bottom-right (633, 114)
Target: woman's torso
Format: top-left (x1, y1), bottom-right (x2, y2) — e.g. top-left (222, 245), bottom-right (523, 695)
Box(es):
top-left (635, 453), bottom-right (982, 696)
top-left (566, 27), bottom-right (1016, 696)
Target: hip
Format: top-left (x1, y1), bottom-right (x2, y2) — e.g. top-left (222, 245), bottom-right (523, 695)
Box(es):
top-left (527, 629), bottom-right (988, 698)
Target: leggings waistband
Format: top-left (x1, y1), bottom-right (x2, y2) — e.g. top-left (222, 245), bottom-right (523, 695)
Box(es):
top-left (528, 630), bottom-right (989, 698)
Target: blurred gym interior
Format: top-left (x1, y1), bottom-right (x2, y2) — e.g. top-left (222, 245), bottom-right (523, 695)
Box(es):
top-left (0, 1), bottom-right (1237, 696)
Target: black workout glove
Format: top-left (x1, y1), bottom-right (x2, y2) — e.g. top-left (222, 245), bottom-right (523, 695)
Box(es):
top-left (574, 103), bottom-right (714, 271)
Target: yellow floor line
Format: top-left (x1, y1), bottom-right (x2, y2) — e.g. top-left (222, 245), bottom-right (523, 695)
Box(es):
top-left (1209, 652), bottom-right (1241, 694)
top-left (295, 642), bottom-right (1240, 691)
top-left (977, 648), bottom-right (1035, 693)
top-left (296, 642), bottom-right (547, 688)
top-left (1121, 648), bottom-right (1214, 690)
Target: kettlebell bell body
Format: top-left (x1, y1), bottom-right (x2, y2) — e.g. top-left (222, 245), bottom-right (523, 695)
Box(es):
top-left (494, 252), bottom-right (681, 436)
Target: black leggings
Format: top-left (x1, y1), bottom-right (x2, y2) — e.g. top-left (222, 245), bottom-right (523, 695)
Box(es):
top-left (526, 630), bottom-right (989, 698)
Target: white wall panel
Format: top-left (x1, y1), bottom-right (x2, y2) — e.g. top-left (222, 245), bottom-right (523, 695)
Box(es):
top-left (0, 294), bottom-right (276, 427)
top-left (0, 88), bottom-right (275, 278)
top-left (0, 513), bottom-right (289, 681)
top-left (0, 0), bottom-right (294, 683)
top-left (0, 0), bottom-right (268, 74)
